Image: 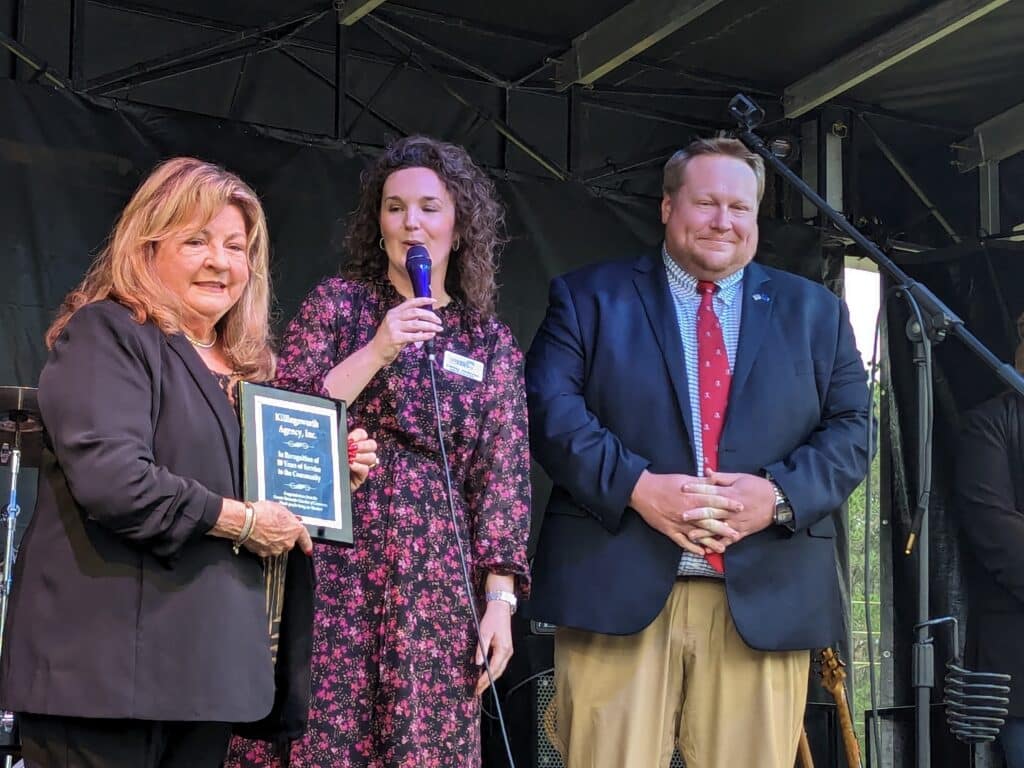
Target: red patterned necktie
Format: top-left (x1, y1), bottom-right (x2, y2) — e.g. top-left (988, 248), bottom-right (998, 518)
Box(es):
top-left (696, 280), bottom-right (731, 573)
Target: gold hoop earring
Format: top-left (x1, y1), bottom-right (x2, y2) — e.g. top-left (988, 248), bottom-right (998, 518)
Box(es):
top-left (378, 237), bottom-right (385, 251)
top-left (452, 236), bottom-right (461, 253)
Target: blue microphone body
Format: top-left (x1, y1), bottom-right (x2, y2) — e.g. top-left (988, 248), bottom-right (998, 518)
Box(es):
top-left (405, 244), bottom-right (432, 299)
top-left (404, 245), bottom-right (434, 356)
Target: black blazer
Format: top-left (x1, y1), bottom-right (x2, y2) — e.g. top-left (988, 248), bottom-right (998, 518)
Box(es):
top-left (0, 300), bottom-right (274, 722)
top-left (953, 391), bottom-right (1024, 717)
top-left (524, 256), bottom-right (870, 651)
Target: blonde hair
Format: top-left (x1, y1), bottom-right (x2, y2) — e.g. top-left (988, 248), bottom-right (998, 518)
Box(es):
top-left (47, 157), bottom-right (275, 381)
top-left (663, 136), bottom-right (765, 203)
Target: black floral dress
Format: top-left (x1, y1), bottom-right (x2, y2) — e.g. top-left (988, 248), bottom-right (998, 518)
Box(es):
top-left (225, 277), bottom-right (531, 767)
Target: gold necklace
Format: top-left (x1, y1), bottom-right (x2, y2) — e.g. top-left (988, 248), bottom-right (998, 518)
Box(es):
top-left (184, 329), bottom-right (217, 349)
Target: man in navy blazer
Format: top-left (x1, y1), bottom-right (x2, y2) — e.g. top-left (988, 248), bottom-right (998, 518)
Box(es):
top-left (524, 137), bottom-right (870, 768)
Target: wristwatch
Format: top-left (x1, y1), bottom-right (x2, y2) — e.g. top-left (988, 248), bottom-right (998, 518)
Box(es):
top-left (485, 590), bottom-right (518, 615)
top-left (766, 473), bottom-right (795, 529)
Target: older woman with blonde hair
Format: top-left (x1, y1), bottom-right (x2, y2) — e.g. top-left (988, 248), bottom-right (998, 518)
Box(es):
top-left (0, 157), bottom-right (374, 768)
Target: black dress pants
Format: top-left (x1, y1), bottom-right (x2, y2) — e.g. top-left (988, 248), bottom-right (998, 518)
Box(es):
top-left (18, 713), bottom-right (232, 768)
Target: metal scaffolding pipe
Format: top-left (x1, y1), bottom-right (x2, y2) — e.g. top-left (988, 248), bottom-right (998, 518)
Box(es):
top-left (580, 145), bottom-right (681, 183)
top-left (85, 9), bottom-right (329, 94)
top-left (69, 0), bottom-right (85, 88)
top-left (334, 11), bottom-right (346, 140)
top-left (364, 16), bottom-right (568, 181)
top-left (226, 52), bottom-right (250, 119)
top-left (86, 0), bottom-right (518, 93)
top-left (344, 59), bottom-right (405, 138)
top-left (277, 48), bottom-right (412, 138)
top-left (0, 29), bottom-right (71, 89)
top-left (580, 94), bottom-right (721, 130)
top-left (8, 0), bottom-right (25, 80)
top-left (857, 113), bottom-right (962, 244)
top-left (379, 4), bottom-right (565, 47)
top-left (367, 13), bottom-right (509, 88)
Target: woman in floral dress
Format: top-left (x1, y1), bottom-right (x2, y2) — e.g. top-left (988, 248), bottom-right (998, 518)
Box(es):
top-left (227, 136), bottom-right (531, 767)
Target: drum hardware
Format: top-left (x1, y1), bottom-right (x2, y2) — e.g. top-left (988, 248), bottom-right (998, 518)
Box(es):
top-left (0, 387), bottom-right (42, 765)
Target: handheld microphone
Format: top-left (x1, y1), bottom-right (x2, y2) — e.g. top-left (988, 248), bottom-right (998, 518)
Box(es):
top-left (405, 244), bottom-right (431, 299)
top-left (404, 244), bottom-right (434, 357)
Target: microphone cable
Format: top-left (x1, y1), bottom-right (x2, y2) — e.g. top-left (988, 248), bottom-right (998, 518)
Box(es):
top-left (424, 347), bottom-right (517, 768)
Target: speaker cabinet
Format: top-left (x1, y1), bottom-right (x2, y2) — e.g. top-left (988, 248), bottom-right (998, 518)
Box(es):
top-left (526, 669), bottom-right (685, 767)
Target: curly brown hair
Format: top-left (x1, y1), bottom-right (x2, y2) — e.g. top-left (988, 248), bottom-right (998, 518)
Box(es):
top-left (342, 135), bottom-right (506, 317)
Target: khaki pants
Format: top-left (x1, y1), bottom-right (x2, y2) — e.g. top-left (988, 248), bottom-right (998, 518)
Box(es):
top-left (552, 579), bottom-right (809, 768)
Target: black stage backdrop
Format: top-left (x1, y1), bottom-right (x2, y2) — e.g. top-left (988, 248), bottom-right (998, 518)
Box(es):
top-left (4, 76), bottom-right (864, 762)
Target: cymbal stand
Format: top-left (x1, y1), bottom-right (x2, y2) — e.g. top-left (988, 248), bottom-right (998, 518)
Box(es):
top-left (0, 418), bottom-right (26, 768)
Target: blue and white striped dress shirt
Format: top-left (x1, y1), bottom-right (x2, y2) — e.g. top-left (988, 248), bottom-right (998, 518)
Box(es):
top-left (661, 246), bottom-right (744, 578)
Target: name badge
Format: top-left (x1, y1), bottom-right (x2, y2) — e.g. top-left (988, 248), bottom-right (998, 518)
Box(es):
top-left (442, 350), bottom-right (485, 382)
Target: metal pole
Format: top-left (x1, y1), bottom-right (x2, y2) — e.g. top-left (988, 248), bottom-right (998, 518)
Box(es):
top-left (568, 85), bottom-right (582, 177)
top-left (334, 4), bottom-right (346, 140)
top-left (501, 87), bottom-right (510, 171)
top-left (0, 448), bottom-right (21, 768)
top-left (69, 0), bottom-right (85, 89)
top-left (86, 0), bottom-right (501, 90)
top-left (856, 113), bottom-right (962, 245)
top-left (364, 16), bottom-right (568, 181)
top-left (0, 450), bottom-right (21, 655)
top-left (226, 52), bottom-right (250, 119)
top-left (84, 9), bottom-right (327, 94)
top-left (276, 48), bottom-right (412, 138)
top-left (0, 30), bottom-right (72, 89)
top-left (344, 59), bottom-right (403, 138)
top-left (8, 0), bottom-right (25, 80)
top-left (979, 161), bottom-right (1000, 236)
top-left (367, 13), bottom-right (509, 87)
top-left (906, 316), bottom-right (934, 768)
top-left (579, 94), bottom-right (721, 130)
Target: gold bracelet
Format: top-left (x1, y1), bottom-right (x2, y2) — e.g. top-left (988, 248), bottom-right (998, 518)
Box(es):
top-left (232, 502), bottom-right (256, 555)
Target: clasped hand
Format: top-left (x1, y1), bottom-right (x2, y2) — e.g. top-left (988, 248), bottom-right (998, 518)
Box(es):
top-left (679, 471), bottom-right (777, 545)
top-left (631, 469), bottom-right (776, 556)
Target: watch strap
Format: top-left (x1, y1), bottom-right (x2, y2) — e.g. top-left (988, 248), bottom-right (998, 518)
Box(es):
top-left (485, 590), bottom-right (517, 614)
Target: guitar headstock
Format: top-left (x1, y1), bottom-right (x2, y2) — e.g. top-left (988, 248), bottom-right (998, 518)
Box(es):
top-left (818, 647), bottom-right (848, 697)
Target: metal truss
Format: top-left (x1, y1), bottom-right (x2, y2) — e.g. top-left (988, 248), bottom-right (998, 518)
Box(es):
top-left (9, 0), bottom-right (746, 186)
top-left (7, 0), bottom-right (983, 202)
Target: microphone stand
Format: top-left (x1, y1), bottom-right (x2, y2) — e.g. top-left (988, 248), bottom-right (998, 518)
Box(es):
top-left (728, 93), bottom-right (1024, 768)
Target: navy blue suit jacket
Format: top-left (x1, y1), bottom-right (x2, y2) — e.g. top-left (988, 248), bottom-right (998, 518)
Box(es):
top-left (524, 254), bottom-right (869, 651)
